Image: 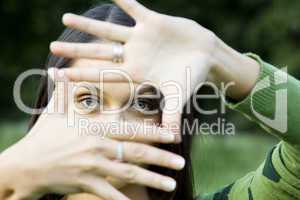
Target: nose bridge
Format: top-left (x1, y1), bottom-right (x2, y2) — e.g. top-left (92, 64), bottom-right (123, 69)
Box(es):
top-left (99, 82), bottom-right (136, 121)
top-left (103, 82), bottom-right (134, 108)
top-left (105, 101), bottom-right (128, 122)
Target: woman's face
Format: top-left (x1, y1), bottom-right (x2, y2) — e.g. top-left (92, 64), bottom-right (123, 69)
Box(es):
top-left (69, 57), bottom-right (164, 193)
top-left (69, 57), bottom-right (162, 135)
top-left (64, 58), bottom-right (163, 193)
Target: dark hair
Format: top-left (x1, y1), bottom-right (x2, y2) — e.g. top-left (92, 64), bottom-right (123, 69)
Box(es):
top-left (30, 4), bottom-right (195, 200)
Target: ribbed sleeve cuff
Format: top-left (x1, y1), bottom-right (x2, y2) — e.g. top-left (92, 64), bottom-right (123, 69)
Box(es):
top-left (222, 53), bottom-right (279, 127)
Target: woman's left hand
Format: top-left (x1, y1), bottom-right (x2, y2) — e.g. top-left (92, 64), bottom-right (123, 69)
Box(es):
top-left (50, 0), bottom-right (218, 141)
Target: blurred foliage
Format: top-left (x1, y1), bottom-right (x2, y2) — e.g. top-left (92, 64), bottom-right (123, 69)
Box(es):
top-left (0, 0), bottom-right (300, 119)
top-left (0, 121), bottom-right (27, 151)
top-left (192, 134), bottom-right (276, 194)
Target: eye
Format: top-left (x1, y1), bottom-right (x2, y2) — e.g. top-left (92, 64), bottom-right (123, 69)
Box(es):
top-left (77, 95), bottom-right (101, 111)
top-left (132, 98), bottom-right (160, 113)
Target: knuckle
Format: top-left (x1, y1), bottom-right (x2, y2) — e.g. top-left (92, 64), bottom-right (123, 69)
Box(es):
top-left (122, 166), bottom-right (138, 183)
top-left (157, 154), bottom-right (170, 167)
top-left (85, 21), bottom-right (93, 33)
top-left (77, 69), bottom-right (83, 80)
top-left (77, 180), bottom-right (90, 193)
top-left (73, 46), bottom-right (79, 57)
top-left (93, 46), bottom-right (103, 58)
top-left (81, 158), bottom-right (101, 173)
top-left (103, 23), bottom-right (113, 38)
top-left (87, 139), bottom-right (107, 155)
top-left (107, 196), bottom-right (115, 200)
top-left (154, 176), bottom-right (165, 188)
top-left (103, 192), bottom-right (115, 200)
top-left (70, 68), bottom-right (81, 80)
top-left (131, 144), bottom-right (147, 162)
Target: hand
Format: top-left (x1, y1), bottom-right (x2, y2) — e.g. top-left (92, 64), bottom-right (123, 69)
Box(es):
top-left (0, 70), bottom-right (185, 200)
top-left (50, 0), bottom-right (218, 141)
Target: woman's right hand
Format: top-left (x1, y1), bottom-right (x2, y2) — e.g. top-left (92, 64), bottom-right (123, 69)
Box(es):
top-left (50, 0), bottom-right (260, 144)
top-left (0, 70), bottom-right (184, 200)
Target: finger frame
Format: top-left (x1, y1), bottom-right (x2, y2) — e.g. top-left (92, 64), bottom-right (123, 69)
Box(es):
top-left (50, 41), bottom-right (120, 61)
top-left (100, 139), bottom-right (185, 170)
top-left (99, 158), bottom-right (177, 192)
top-left (62, 66), bottom-right (131, 83)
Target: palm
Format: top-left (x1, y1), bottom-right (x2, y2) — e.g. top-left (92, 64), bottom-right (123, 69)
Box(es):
top-left (124, 12), bottom-right (213, 91)
top-left (51, 0), bottom-right (216, 131)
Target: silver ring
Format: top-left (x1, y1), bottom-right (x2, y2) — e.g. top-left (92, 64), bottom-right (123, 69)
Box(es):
top-left (112, 43), bottom-right (124, 64)
top-left (116, 142), bottom-right (124, 162)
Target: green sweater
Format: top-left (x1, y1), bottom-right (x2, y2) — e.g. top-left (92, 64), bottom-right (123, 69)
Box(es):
top-left (198, 54), bottom-right (300, 200)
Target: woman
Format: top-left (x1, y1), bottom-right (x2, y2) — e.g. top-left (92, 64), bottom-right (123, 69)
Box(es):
top-left (0, 4), bottom-right (193, 200)
top-left (0, 1), bottom-right (299, 200)
top-left (34, 5), bottom-right (196, 200)
top-left (51, 1), bottom-right (300, 200)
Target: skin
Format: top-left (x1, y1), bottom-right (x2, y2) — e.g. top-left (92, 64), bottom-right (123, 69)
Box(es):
top-left (51, 0), bottom-right (260, 141)
top-left (0, 0), bottom-right (261, 199)
top-left (0, 59), bottom-right (185, 200)
top-left (67, 58), bottom-right (161, 200)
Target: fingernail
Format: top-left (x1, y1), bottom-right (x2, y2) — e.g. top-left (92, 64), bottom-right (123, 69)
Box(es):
top-left (162, 179), bottom-right (176, 191)
top-left (171, 156), bottom-right (185, 170)
top-left (50, 42), bottom-right (62, 53)
top-left (62, 13), bottom-right (76, 24)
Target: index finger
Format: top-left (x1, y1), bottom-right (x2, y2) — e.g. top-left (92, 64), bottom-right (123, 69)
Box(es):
top-left (100, 139), bottom-right (185, 170)
top-left (122, 141), bottom-right (185, 170)
top-left (62, 67), bottom-right (132, 83)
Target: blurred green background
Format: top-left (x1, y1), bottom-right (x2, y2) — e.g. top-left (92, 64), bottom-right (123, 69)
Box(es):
top-left (0, 0), bottom-right (298, 196)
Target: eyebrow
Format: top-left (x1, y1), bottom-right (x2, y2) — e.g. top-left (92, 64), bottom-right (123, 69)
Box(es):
top-left (136, 85), bottom-right (160, 95)
top-left (84, 82), bottom-right (160, 95)
top-left (73, 82), bottom-right (163, 101)
top-left (72, 83), bottom-right (101, 96)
